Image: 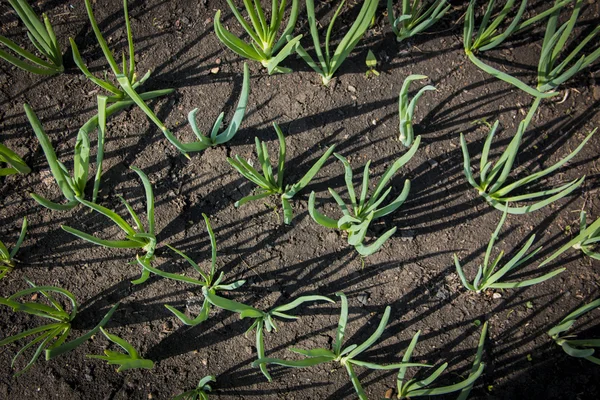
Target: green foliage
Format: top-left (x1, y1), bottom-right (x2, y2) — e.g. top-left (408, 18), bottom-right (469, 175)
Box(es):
top-left (365, 50), bottom-right (379, 77)
top-left (309, 138), bottom-right (420, 256)
top-left (228, 123), bottom-right (335, 224)
top-left (136, 214), bottom-right (245, 326)
top-left (254, 292), bottom-right (428, 399)
top-left (0, 0), bottom-right (63, 75)
top-left (61, 167), bottom-right (157, 285)
top-left (214, 0), bottom-right (302, 74)
top-left (163, 63), bottom-right (250, 154)
top-left (454, 205), bottom-right (564, 293)
top-left (0, 217), bottom-right (27, 279)
top-left (547, 298), bottom-right (600, 365)
top-left (172, 375), bottom-right (216, 400)
top-left (460, 98), bottom-right (593, 214)
top-left (296, 0), bottom-right (378, 85)
top-left (203, 289), bottom-right (333, 382)
top-left (0, 142), bottom-right (31, 176)
top-left (387, 0), bottom-right (450, 43)
top-left (398, 75), bottom-right (435, 147)
top-left (397, 322), bottom-right (487, 398)
top-left (0, 280), bottom-right (119, 376)
top-left (87, 327), bottom-right (154, 372)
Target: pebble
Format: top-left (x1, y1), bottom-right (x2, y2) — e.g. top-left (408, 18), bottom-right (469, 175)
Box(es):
top-left (347, 85), bottom-right (356, 93)
top-left (357, 292), bottom-right (370, 305)
top-left (593, 86), bottom-right (600, 101)
top-left (492, 293), bottom-right (502, 299)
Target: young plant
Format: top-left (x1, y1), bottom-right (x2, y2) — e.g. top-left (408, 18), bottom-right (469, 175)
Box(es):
top-left (0, 280), bottom-right (119, 376)
top-left (203, 288), bottom-right (333, 382)
top-left (547, 298), bottom-right (600, 365)
top-left (0, 142), bottom-right (31, 176)
top-left (0, 0), bottom-right (63, 75)
top-left (162, 63), bottom-right (250, 155)
top-left (172, 375), bottom-right (216, 400)
top-left (309, 137), bottom-right (420, 256)
top-left (454, 205), bottom-right (564, 292)
top-left (296, 0), bottom-right (379, 85)
top-left (0, 217), bottom-right (27, 280)
top-left (398, 75), bottom-right (435, 147)
top-left (387, 0), bottom-right (451, 43)
top-left (87, 327), bottom-right (154, 371)
top-left (228, 122), bottom-right (335, 224)
top-left (460, 98), bottom-right (594, 214)
top-left (61, 167), bottom-right (157, 285)
top-left (254, 292), bottom-right (428, 399)
top-left (365, 50), bottom-right (379, 77)
top-left (397, 322), bottom-right (487, 398)
top-left (135, 214), bottom-right (245, 326)
top-left (214, 0), bottom-right (302, 74)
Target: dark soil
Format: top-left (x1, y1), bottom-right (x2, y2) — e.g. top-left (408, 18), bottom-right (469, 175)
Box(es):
top-left (1, 0), bottom-right (600, 399)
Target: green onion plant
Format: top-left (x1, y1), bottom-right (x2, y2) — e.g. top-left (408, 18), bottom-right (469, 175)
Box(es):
top-left (460, 98), bottom-right (593, 214)
top-left (0, 0), bottom-right (63, 75)
top-left (387, 0), bottom-right (451, 43)
top-left (547, 298), bottom-right (600, 365)
top-left (296, 0), bottom-right (378, 86)
top-left (398, 75), bottom-right (435, 147)
top-left (254, 292), bottom-right (428, 399)
top-left (172, 375), bottom-right (216, 400)
top-left (453, 205), bottom-right (564, 293)
top-left (87, 327), bottom-right (154, 371)
top-left (0, 217), bottom-right (27, 280)
top-left (228, 122), bottom-right (335, 224)
top-left (0, 142), bottom-right (31, 176)
top-left (0, 279), bottom-right (119, 376)
top-left (214, 0), bottom-right (302, 74)
top-left (309, 137), bottom-right (420, 256)
top-left (203, 289), bottom-right (333, 382)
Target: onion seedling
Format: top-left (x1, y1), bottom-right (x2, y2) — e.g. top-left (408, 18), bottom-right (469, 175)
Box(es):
top-left (365, 50), bottom-right (379, 77)
top-left (0, 279), bottom-right (119, 376)
top-left (162, 64), bottom-right (250, 154)
top-left (228, 123), bottom-right (335, 224)
top-left (173, 375), bottom-right (216, 400)
top-left (61, 167), bottom-right (157, 285)
top-left (135, 214), bottom-right (245, 326)
top-left (397, 323), bottom-right (487, 398)
top-left (203, 288), bottom-right (333, 382)
top-left (214, 0), bottom-right (302, 74)
top-left (0, 217), bottom-right (27, 280)
top-left (0, 0), bottom-right (63, 75)
top-left (398, 75), bottom-right (435, 147)
top-left (387, 0), bottom-right (451, 43)
top-left (0, 142), bottom-right (31, 176)
top-left (87, 327), bottom-right (154, 371)
top-left (254, 293), bottom-right (428, 399)
top-left (454, 204), bottom-right (564, 292)
top-left (309, 137), bottom-right (420, 256)
top-left (460, 98), bottom-right (593, 214)
top-left (296, 0), bottom-right (378, 86)
top-left (547, 298), bottom-right (600, 365)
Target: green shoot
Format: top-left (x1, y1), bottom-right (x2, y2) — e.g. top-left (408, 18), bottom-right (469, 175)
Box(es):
top-left (203, 289), bottom-right (333, 382)
top-left (398, 75), bottom-right (435, 147)
top-left (254, 292), bottom-right (428, 399)
top-left (0, 280), bottom-right (119, 376)
top-left (460, 98), bottom-right (593, 214)
top-left (162, 63), bottom-right (250, 154)
top-left (296, 0), bottom-right (379, 85)
top-left (0, 142), bottom-right (31, 176)
top-left (547, 298), bottom-right (600, 365)
top-left (0, 217), bottom-right (27, 280)
top-left (309, 138), bottom-right (420, 256)
top-left (228, 123), bottom-right (335, 224)
top-left (172, 375), bottom-right (216, 400)
top-left (453, 204), bottom-right (564, 293)
top-left (397, 322), bottom-right (488, 398)
top-left (61, 167), bottom-right (157, 285)
top-left (87, 327), bottom-right (154, 372)
top-left (0, 0), bottom-right (63, 75)
top-left (365, 50), bottom-right (379, 77)
top-left (387, 0), bottom-right (451, 43)
top-left (135, 214), bottom-right (245, 326)
top-left (214, 0), bottom-right (302, 74)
